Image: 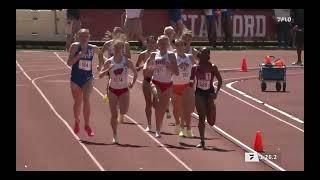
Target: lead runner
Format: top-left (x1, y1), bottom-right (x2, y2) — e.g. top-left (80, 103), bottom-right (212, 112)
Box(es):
top-left (67, 28), bottom-right (104, 136)
top-left (190, 47), bottom-right (222, 149)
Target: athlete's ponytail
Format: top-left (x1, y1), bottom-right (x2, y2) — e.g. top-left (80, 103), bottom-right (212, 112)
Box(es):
top-left (103, 30), bottom-right (113, 41)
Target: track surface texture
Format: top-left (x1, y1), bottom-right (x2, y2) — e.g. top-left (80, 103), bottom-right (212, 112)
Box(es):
top-left (16, 49), bottom-right (304, 171)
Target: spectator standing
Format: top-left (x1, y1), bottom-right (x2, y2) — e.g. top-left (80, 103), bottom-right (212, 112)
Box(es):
top-left (203, 9), bottom-right (217, 48)
top-left (169, 9), bottom-right (185, 38)
top-left (65, 9), bottom-right (81, 51)
top-left (291, 9), bottom-right (304, 66)
top-left (273, 9), bottom-right (291, 48)
top-left (123, 9), bottom-right (145, 46)
top-left (220, 9), bottom-right (233, 48)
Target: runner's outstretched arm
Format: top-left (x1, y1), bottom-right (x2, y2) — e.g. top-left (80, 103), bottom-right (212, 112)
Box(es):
top-left (98, 60), bottom-right (112, 79)
top-left (67, 43), bottom-right (81, 66)
top-left (93, 45), bottom-right (104, 71)
top-left (213, 65), bottom-right (222, 98)
top-left (168, 53), bottom-right (179, 75)
top-left (127, 60), bottom-right (138, 88)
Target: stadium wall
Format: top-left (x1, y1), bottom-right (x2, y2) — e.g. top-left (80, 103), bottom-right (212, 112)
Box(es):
top-left (16, 9), bottom-right (277, 42)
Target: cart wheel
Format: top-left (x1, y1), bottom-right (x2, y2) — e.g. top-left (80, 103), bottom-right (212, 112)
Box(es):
top-left (261, 82), bottom-right (267, 92)
top-left (283, 82), bottom-right (286, 92)
top-left (276, 82), bottom-right (281, 92)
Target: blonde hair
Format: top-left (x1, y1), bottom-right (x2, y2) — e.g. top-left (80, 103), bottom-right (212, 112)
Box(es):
top-left (182, 28), bottom-right (193, 38)
top-left (157, 35), bottom-right (169, 44)
top-left (102, 27), bottom-right (125, 41)
top-left (112, 33), bottom-right (127, 48)
top-left (164, 26), bottom-right (175, 35)
top-left (77, 28), bottom-right (90, 35)
top-left (174, 38), bottom-right (185, 45)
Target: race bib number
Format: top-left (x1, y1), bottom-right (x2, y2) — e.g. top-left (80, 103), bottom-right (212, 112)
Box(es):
top-left (198, 80), bottom-right (210, 90)
top-left (154, 67), bottom-right (166, 75)
top-left (112, 77), bottom-right (123, 82)
top-left (79, 60), bottom-right (91, 71)
top-left (182, 72), bottom-right (189, 78)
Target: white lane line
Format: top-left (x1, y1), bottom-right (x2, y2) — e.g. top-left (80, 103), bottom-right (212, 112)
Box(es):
top-left (16, 84), bottom-right (27, 87)
top-left (16, 67), bottom-right (68, 74)
top-left (212, 80), bottom-right (304, 132)
top-left (125, 115), bottom-right (192, 171)
top-left (44, 80), bottom-right (70, 83)
top-left (20, 65), bottom-right (65, 68)
top-left (16, 60), bottom-right (105, 171)
top-left (121, 68), bottom-right (297, 171)
top-left (190, 113), bottom-right (285, 171)
top-left (226, 81), bottom-right (304, 124)
top-left (54, 52), bottom-right (192, 171)
top-left (17, 50), bottom-right (46, 52)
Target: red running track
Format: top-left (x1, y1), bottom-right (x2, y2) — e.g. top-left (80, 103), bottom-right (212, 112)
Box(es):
top-left (16, 50), bottom-right (303, 171)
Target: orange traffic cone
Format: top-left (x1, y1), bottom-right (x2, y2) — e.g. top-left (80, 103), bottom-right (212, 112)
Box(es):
top-left (253, 131), bottom-right (264, 152)
top-left (241, 57), bottom-right (248, 72)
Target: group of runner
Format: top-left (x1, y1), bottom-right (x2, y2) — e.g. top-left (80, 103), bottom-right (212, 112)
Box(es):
top-left (67, 26), bottom-right (223, 149)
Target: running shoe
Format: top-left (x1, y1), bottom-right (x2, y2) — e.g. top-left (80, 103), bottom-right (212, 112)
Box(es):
top-left (112, 136), bottom-right (119, 144)
top-left (103, 94), bottom-right (109, 104)
top-left (179, 129), bottom-right (184, 137)
top-left (292, 61), bottom-right (303, 66)
top-left (186, 129), bottom-right (194, 138)
top-left (84, 126), bottom-right (94, 137)
top-left (155, 131), bottom-right (161, 138)
top-left (196, 141), bottom-right (205, 149)
top-left (145, 125), bottom-right (151, 132)
top-left (74, 121), bottom-right (80, 134)
top-left (118, 114), bottom-right (125, 123)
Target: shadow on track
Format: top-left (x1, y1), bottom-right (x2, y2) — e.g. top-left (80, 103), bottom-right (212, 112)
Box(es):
top-left (80, 140), bottom-right (148, 148)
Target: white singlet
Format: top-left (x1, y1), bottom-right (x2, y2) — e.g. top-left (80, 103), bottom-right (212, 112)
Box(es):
top-left (152, 51), bottom-right (172, 83)
top-left (172, 53), bottom-right (192, 85)
top-left (108, 56), bottom-right (129, 89)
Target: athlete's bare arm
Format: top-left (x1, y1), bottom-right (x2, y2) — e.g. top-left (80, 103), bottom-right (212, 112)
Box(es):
top-left (192, 48), bottom-right (200, 64)
top-left (127, 60), bottom-right (138, 88)
top-left (190, 66), bottom-right (197, 87)
top-left (98, 59), bottom-right (113, 79)
top-left (168, 52), bottom-right (179, 76)
top-left (101, 40), bottom-right (111, 58)
top-left (136, 50), bottom-right (147, 72)
top-left (124, 42), bottom-right (131, 59)
top-left (92, 45), bottom-right (104, 71)
top-left (212, 65), bottom-right (222, 98)
top-left (67, 43), bottom-right (81, 66)
top-left (145, 52), bottom-right (156, 69)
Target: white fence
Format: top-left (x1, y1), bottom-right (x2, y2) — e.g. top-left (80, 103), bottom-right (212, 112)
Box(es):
top-left (16, 9), bottom-right (67, 41)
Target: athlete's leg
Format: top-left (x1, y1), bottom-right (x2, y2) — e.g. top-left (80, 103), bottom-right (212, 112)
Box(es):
top-left (82, 78), bottom-right (94, 136)
top-left (70, 81), bottom-right (83, 134)
top-left (182, 86), bottom-right (195, 137)
top-left (119, 90), bottom-right (130, 116)
top-left (108, 90), bottom-right (119, 142)
top-left (172, 93), bottom-right (182, 133)
top-left (143, 81), bottom-right (153, 128)
top-left (82, 78), bottom-right (93, 127)
top-left (155, 86), bottom-right (171, 137)
top-left (195, 94), bottom-right (207, 148)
